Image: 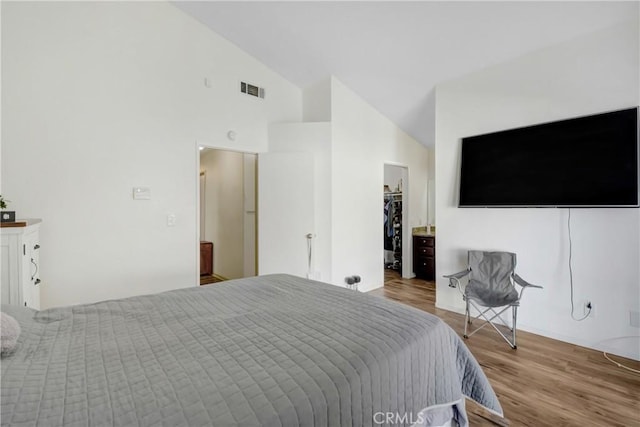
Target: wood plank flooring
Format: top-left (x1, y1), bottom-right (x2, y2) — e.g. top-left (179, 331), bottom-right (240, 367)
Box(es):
top-left (371, 270), bottom-right (640, 426)
top-left (200, 273), bottom-right (227, 285)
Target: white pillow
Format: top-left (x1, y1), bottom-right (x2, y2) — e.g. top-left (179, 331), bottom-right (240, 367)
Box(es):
top-left (1, 312), bottom-right (21, 356)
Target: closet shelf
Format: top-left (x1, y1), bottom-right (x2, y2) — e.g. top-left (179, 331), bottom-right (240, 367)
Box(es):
top-left (384, 192), bottom-right (403, 198)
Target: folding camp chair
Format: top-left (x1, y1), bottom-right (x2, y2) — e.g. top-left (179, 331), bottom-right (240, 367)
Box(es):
top-left (444, 251), bottom-right (542, 349)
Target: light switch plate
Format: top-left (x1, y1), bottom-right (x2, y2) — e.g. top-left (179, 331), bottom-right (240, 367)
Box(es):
top-left (133, 187), bottom-right (151, 200)
top-left (167, 214), bottom-right (176, 227)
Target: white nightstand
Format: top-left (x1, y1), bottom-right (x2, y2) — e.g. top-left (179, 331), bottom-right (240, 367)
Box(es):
top-left (1, 219), bottom-right (42, 309)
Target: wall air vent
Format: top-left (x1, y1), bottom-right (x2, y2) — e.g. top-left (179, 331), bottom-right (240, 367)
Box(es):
top-left (240, 81), bottom-right (265, 99)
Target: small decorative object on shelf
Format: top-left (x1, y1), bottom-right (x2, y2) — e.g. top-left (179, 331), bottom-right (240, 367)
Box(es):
top-left (0, 195), bottom-right (16, 223)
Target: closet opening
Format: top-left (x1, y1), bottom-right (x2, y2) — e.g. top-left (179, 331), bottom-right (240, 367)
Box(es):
top-left (383, 163), bottom-right (409, 282)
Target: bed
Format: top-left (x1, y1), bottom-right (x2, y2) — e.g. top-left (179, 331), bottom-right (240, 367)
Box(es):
top-left (1, 274), bottom-right (502, 426)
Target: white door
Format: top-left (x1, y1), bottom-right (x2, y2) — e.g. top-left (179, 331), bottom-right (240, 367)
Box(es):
top-left (199, 172), bottom-right (206, 241)
top-left (258, 152), bottom-right (314, 278)
top-left (243, 153), bottom-right (257, 277)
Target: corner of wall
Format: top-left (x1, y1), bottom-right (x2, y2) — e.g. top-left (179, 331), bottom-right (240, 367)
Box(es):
top-left (303, 78), bottom-right (332, 122)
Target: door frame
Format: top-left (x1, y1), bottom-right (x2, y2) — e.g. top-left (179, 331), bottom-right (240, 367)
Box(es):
top-left (195, 141), bottom-right (258, 285)
top-left (383, 162), bottom-right (411, 279)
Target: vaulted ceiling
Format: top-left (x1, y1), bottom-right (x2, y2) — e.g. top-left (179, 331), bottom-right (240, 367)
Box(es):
top-left (174, 1), bottom-right (638, 147)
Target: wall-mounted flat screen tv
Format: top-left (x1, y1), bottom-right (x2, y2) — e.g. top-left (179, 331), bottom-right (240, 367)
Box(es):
top-left (459, 107), bottom-right (639, 208)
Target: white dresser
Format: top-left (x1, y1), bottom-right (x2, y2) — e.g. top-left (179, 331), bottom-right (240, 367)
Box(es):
top-left (1, 219), bottom-right (42, 309)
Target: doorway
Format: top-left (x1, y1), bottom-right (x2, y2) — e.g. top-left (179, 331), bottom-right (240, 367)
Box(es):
top-left (383, 164), bottom-right (409, 282)
top-left (198, 147), bottom-right (257, 284)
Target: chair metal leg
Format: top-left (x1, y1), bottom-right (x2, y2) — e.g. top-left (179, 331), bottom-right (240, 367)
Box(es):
top-left (463, 299), bottom-right (470, 339)
top-left (462, 301), bottom-right (518, 349)
top-left (512, 306), bottom-right (518, 349)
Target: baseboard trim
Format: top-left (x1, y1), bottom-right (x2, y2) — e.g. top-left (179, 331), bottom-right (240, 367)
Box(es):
top-left (435, 301), bottom-right (639, 360)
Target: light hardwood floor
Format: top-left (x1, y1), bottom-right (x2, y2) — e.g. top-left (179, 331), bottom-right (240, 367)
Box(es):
top-left (370, 270), bottom-right (640, 426)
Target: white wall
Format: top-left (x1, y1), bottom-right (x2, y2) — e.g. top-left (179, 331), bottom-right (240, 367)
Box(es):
top-left (435, 20), bottom-right (640, 359)
top-left (331, 78), bottom-right (430, 291)
top-left (1, 2), bottom-right (301, 307)
top-left (426, 149), bottom-right (436, 226)
top-left (200, 149), bottom-right (245, 280)
top-left (303, 80), bottom-right (332, 122)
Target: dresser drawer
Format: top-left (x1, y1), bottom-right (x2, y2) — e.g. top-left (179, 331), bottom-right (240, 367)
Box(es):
top-left (414, 258), bottom-right (434, 269)
top-left (415, 236), bottom-right (434, 247)
top-left (415, 246), bottom-right (434, 256)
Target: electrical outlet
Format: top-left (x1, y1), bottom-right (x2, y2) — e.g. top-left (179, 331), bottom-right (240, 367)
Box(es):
top-left (583, 300), bottom-right (595, 318)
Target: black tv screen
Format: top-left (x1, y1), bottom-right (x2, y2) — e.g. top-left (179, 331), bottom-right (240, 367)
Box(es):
top-left (459, 107), bottom-right (639, 208)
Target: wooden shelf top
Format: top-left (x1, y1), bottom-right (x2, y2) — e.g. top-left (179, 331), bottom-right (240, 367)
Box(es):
top-left (0, 219), bottom-right (42, 228)
top-left (1, 221), bottom-right (28, 228)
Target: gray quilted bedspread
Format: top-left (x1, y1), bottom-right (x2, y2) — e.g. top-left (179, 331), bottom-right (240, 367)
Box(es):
top-left (1, 274), bottom-right (502, 426)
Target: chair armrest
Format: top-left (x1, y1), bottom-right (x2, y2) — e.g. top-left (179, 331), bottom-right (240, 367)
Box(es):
top-left (444, 270), bottom-right (471, 280)
top-left (443, 269), bottom-right (470, 288)
top-left (513, 274), bottom-right (543, 289)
